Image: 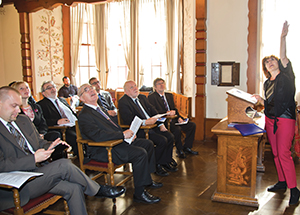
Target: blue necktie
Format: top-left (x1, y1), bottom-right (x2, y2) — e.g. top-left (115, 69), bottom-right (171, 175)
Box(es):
top-left (96, 107), bottom-right (119, 128)
top-left (7, 122), bottom-right (31, 155)
top-left (161, 96), bottom-right (169, 111)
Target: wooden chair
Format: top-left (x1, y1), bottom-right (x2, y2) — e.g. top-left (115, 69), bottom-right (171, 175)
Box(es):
top-left (117, 112), bottom-right (156, 139)
top-left (75, 121), bottom-right (133, 201)
top-left (0, 184), bottom-right (69, 215)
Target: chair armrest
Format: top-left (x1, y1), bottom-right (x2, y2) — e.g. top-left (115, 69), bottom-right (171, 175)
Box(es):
top-left (0, 184), bottom-right (13, 189)
top-left (78, 139), bottom-right (123, 147)
top-left (48, 125), bottom-right (70, 130)
top-left (165, 115), bottom-right (177, 119)
top-left (141, 124), bottom-right (156, 129)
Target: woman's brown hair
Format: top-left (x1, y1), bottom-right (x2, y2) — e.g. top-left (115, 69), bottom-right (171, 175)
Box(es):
top-left (261, 55), bottom-right (279, 79)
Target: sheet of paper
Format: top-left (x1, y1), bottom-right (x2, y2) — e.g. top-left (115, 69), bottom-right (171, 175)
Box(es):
top-left (175, 118), bottom-right (189, 125)
top-left (124, 116), bottom-right (143, 144)
top-left (152, 113), bottom-right (167, 119)
top-left (226, 88), bottom-right (257, 104)
top-left (59, 122), bottom-right (75, 127)
top-left (0, 171), bottom-right (43, 188)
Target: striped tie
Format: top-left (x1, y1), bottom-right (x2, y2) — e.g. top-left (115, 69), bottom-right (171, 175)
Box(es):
top-left (55, 99), bottom-right (68, 118)
top-left (96, 107), bottom-right (119, 128)
top-left (7, 122), bottom-right (31, 155)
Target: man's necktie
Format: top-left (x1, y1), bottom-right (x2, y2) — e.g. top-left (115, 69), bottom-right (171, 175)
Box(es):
top-left (96, 107), bottom-right (119, 128)
top-left (161, 96), bottom-right (169, 111)
top-left (7, 122), bottom-right (31, 155)
top-left (98, 94), bottom-right (109, 110)
top-left (55, 99), bottom-right (67, 118)
top-left (134, 99), bottom-right (147, 119)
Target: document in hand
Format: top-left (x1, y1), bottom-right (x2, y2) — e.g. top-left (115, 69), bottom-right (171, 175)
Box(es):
top-left (157, 117), bottom-right (166, 122)
top-left (233, 123), bottom-right (266, 136)
top-left (0, 171), bottom-right (43, 188)
top-left (175, 118), bottom-right (189, 125)
top-left (124, 116), bottom-right (143, 144)
top-left (153, 113), bottom-right (167, 119)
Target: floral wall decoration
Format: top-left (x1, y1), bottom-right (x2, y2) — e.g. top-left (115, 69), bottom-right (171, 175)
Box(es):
top-left (31, 6), bottom-right (64, 94)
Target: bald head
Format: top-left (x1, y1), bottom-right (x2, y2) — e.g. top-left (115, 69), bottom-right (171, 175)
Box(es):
top-left (0, 86), bottom-right (21, 102)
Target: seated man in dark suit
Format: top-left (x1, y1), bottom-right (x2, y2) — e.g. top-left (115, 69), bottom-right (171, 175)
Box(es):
top-left (58, 76), bottom-right (80, 109)
top-left (118, 80), bottom-right (177, 176)
top-left (89, 77), bottom-right (118, 123)
top-left (148, 78), bottom-right (198, 158)
top-left (0, 86), bottom-right (125, 215)
top-left (78, 84), bottom-right (161, 204)
top-left (37, 81), bottom-right (78, 156)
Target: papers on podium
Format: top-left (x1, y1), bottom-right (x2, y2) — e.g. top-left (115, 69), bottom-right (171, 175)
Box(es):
top-left (124, 116), bottom-right (143, 144)
top-left (0, 171), bottom-right (43, 188)
top-left (227, 88), bottom-right (257, 104)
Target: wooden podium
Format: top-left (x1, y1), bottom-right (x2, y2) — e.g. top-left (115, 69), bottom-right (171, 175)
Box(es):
top-left (211, 89), bottom-right (262, 207)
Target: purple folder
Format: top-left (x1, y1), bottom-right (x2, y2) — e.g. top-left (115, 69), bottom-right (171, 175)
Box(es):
top-left (233, 123), bottom-right (266, 136)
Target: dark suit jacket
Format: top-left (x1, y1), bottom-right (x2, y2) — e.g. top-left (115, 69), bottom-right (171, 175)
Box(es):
top-left (20, 100), bottom-right (48, 135)
top-left (118, 94), bottom-right (159, 125)
top-left (148, 91), bottom-right (182, 120)
top-left (0, 115), bottom-right (50, 210)
top-left (78, 105), bottom-right (129, 164)
top-left (37, 97), bottom-right (77, 126)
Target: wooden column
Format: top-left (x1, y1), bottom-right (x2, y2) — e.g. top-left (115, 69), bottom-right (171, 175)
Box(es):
top-left (19, 12), bottom-right (33, 91)
top-left (62, 5), bottom-right (71, 79)
top-left (195, 0), bottom-right (206, 140)
top-left (247, 0), bottom-right (258, 94)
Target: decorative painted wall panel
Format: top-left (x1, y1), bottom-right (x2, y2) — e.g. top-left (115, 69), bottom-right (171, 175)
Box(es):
top-left (31, 6), bottom-right (64, 94)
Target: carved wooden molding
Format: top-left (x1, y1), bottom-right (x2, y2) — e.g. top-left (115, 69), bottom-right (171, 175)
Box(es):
top-left (2, 0), bottom-right (105, 13)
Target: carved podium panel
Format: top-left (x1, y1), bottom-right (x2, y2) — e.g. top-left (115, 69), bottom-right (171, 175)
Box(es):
top-left (211, 118), bottom-right (261, 207)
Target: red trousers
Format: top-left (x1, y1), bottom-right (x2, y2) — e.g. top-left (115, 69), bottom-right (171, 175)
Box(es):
top-left (265, 116), bottom-right (297, 188)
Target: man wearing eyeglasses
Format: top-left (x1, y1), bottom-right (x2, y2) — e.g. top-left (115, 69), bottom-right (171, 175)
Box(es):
top-left (89, 77), bottom-right (118, 123)
top-left (37, 81), bottom-right (78, 156)
top-left (77, 84), bottom-right (162, 204)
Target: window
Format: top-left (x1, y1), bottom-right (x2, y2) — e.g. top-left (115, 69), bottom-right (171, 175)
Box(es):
top-left (74, 0), bottom-right (179, 90)
top-left (75, 9), bottom-right (97, 87)
top-left (260, 0), bottom-right (300, 96)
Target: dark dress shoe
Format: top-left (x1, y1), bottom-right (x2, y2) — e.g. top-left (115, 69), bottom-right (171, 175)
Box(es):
top-left (290, 187), bottom-right (300, 205)
top-left (147, 181), bottom-right (163, 189)
top-left (133, 190), bottom-right (161, 204)
top-left (183, 147), bottom-right (198, 155)
top-left (170, 158), bottom-right (178, 167)
top-left (267, 181), bottom-right (287, 192)
top-left (162, 163), bottom-right (178, 172)
top-left (155, 164), bottom-right (169, 176)
top-left (177, 150), bottom-right (186, 158)
top-left (95, 185), bottom-right (126, 198)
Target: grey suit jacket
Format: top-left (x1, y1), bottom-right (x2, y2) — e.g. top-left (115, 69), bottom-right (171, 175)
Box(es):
top-left (0, 115), bottom-right (51, 210)
top-left (97, 90), bottom-right (117, 111)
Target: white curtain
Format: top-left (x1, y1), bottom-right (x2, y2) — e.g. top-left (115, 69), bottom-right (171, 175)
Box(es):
top-left (93, 4), bottom-right (109, 89)
top-left (165, 0), bottom-right (181, 92)
top-left (119, 0), bottom-right (137, 82)
top-left (70, 4), bottom-right (85, 85)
